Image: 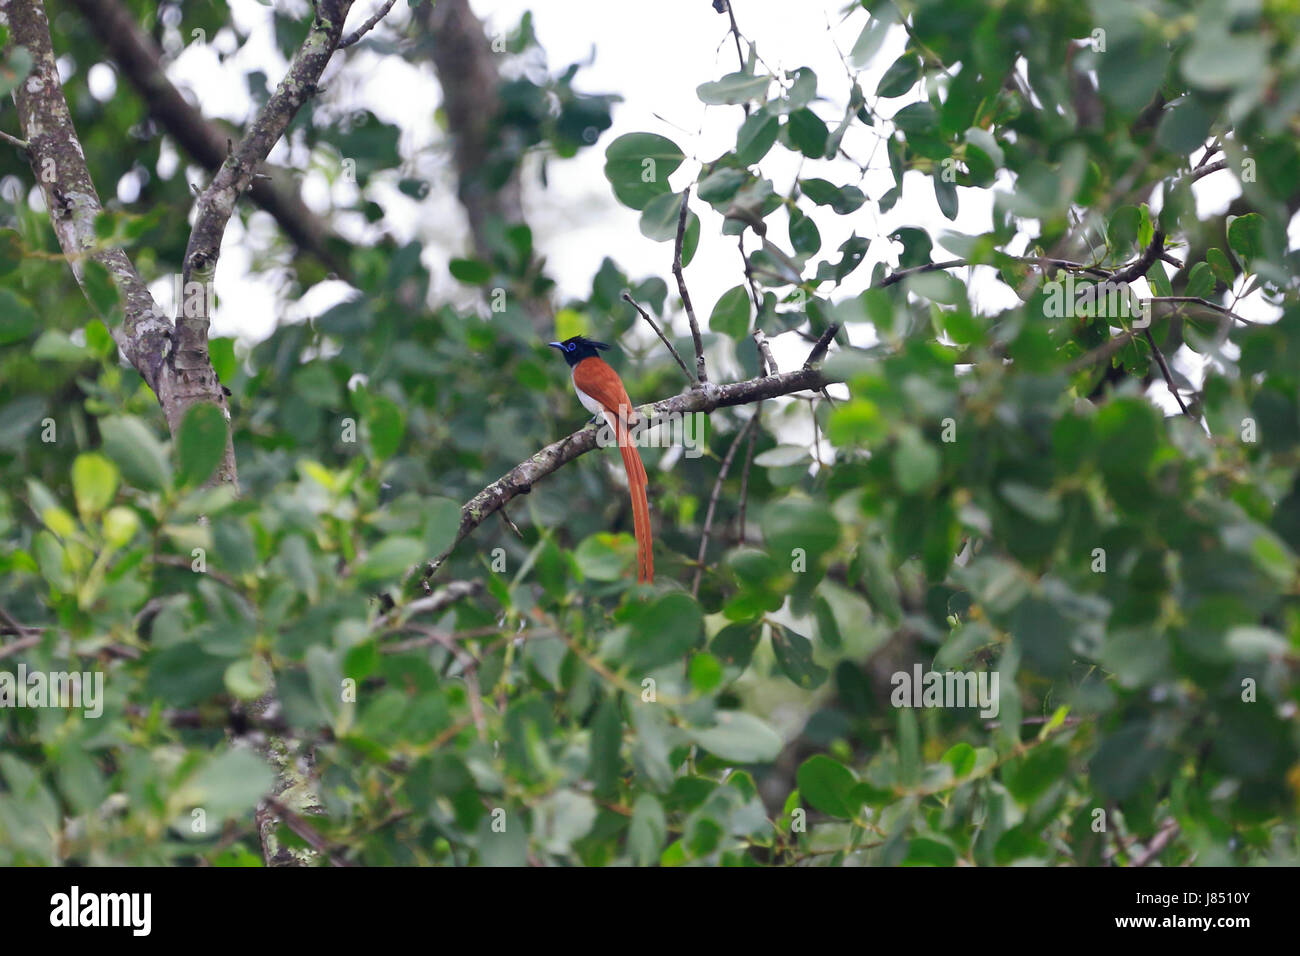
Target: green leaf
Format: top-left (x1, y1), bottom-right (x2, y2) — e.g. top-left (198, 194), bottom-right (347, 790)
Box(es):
top-left (709, 620), bottom-right (762, 669)
top-left (796, 755), bottom-right (860, 818)
top-left (183, 749), bottom-right (274, 821)
top-left (604, 133), bottom-right (685, 210)
top-left (696, 71), bottom-right (769, 106)
top-left (224, 656), bottom-right (273, 700)
top-left (1206, 247), bottom-right (1235, 285)
top-left (788, 208), bottom-right (821, 256)
top-left (628, 794), bottom-right (667, 865)
top-left (1227, 213), bottom-right (1266, 264)
top-left (799, 178), bottom-right (866, 214)
top-left (176, 402), bottom-right (227, 487)
top-left (771, 624), bottom-right (828, 689)
top-left (31, 330), bottom-right (92, 362)
top-left (708, 285), bottom-right (751, 341)
top-left (355, 536), bottom-right (424, 582)
top-left (763, 496), bottom-right (840, 565)
top-left (639, 191), bottom-right (694, 242)
top-left (877, 53), bottom-right (921, 98)
top-left (623, 592), bottom-right (703, 671)
top-left (1184, 262), bottom-right (1216, 299)
top-left (99, 416), bottom-right (172, 491)
top-left (71, 453), bottom-right (119, 518)
top-left (1156, 95), bottom-right (1213, 154)
top-left (848, 8), bottom-right (896, 69)
top-left (366, 395), bottom-right (405, 459)
top-left (696, 168), bottom-right (747, 205)
top-left (934, 176), bottom-right (958, 220)
top-left (1181, 34), bottom-right (1270, 92)
top-left (941, 742), bottom-right (977, 778)
top-left (575, 532), bottom-right (632, 581)
top-left (449, 258), bottom-right (492, 284)
top-left (785, 108), bottom-right (829, 158)
top-left (735, 111), bottom-right (779, 165)
top-left (688, 711), bottom-right (782, 763)
top-left (893, 427), bottom-right (940, 494)
top-left (892, 102), bottom-right (937, 134)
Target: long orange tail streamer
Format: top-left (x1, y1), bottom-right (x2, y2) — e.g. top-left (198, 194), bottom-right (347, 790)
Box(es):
top-left (613, 416), bottom-right (654, 583)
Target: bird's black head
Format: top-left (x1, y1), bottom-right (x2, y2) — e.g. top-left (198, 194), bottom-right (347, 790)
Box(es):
top-left (548, 335), bottom-right (611, 367)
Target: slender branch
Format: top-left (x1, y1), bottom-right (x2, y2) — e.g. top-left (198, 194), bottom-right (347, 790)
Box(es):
top-left (804, 322), bottom-right (839, 368)
top-left (1130, 819), bottom-right (1180, 867)
top-left (7, 0), bottom-right (173, 392)
top-left (0, 128), bottom-right (30, 152)
top-left (1143, 328), bottom-right (1193, 418)
top-left (692, 416), bottom-right (757, 596)
top-left (179, 0), bottom-right (352, 346)
top-left (420, 365), bottom-right (836, 581)
top-left (735, 406), bottom-right (760, 545)
top-left (752, 328), bottom-right (778, 376)
top-left (673, 187), bottom-right (709, 383)
top-left (340, 0), bottom-right (399, 47)
top-left (1148, 295), bottom-right (1260, 326)
top-left (0, 634), bottom-right (42, 661)
top-left (377, 579), bottom-right (483, 630)
top-left (1112, 230), bottom-right (1166, 284)
top-left (724, 1), bottom-right (745, 71)
top-left (67, 0), bottom-right (349, 276)
top-left (623, 292), bottom-right (695, 383)
top-left (1187, 158), bottom-right (1228, 183)
top-left (262, 796), bottom-right (355, 867)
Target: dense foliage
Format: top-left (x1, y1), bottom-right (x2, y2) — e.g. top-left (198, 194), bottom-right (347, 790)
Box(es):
top-left (1, 0), bottom-right (1298, 865)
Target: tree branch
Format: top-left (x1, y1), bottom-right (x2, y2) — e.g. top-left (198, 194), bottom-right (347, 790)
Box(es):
top-left (7, 0), bottom-right (173, 393)
top-left (67, 0), bottom-right (350, 277)
top-left (173, 0), bottom-right (354, 487)
top-left (340, 0), bottom-right (399, 48)
top-left (673, 187), bottom-right (709, 383)
top-left (421, 365), bottom-right (836, 580)
top-left (692, 415), bottom-right (758, 596)
top-left (622, 292), bottom-right (695, 383)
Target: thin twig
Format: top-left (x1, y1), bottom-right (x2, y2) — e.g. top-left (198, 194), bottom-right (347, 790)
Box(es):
top-left (692, 416), bottom-right (758, 596)
top-left (339, 0), bottom-right (398, 47)
top-left (752, 328), bottom-right (778, 376)
top-left (1143, 328), bottom-right (1193, 417)
top-left (1148, 295), bottom-right (1260, 326)
top-left (673, 187), bottom-right (708, 383)
top-left (262, 796), bottom-right (355, 867)
top-left (1187, 158), bottom-right (1228, 183)
top-left (499, 507), bottom-right (524, 540)
top-left (1131, 819), bottom-right (1180, 867)
top-left (804, 322), bottom-right (839, 368)
top-left (0, 129), bottom-right (30, 152)
top-left (0, 634), bottom-right (42, 660)
top-left (735, 405), bottom-right (761, 544)
top-left (623, 292), bottom-right (695, 383)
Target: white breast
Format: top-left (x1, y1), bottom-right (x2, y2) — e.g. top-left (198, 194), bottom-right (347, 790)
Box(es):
top-left (572, 371), bottom-right (607, 418)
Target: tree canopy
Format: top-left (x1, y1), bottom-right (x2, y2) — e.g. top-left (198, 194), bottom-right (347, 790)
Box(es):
top-left (1, 0), bottom-right (1298, 866)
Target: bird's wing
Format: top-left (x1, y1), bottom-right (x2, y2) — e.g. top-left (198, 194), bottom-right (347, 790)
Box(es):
top-left (572, 357), bottom-right (637, 425)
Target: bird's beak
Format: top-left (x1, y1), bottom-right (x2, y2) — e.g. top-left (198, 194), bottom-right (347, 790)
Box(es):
top-left (547, 341), bottom-right (563, 350)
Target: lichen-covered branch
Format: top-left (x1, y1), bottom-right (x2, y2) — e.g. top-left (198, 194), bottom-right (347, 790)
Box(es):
top-left (6, 0), bottom-right (173, 391)
top-left (67, 0), bottom-right (350, 278)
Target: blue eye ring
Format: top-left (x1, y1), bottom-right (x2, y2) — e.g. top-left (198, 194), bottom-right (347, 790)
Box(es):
top-left (566, 343), bottom-right (575, 351)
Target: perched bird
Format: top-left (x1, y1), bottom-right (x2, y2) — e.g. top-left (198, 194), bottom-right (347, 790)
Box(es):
top-left (548, 335), bottom-right (654, 584)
